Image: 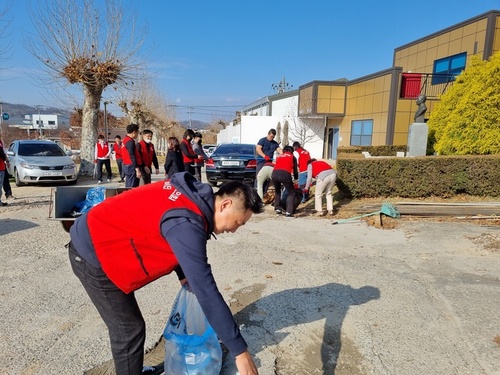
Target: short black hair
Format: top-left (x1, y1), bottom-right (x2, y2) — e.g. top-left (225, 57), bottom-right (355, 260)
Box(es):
top-left (307, 158), bottom-right (317, 165)
top-left (115, 135), bottom-right (122, 139)
top-left (126, 124), bottom-right (139, 134)
top-left (292, 141), bottom-right (301, 149)
top-left (142, 129), bottom-right (153, 135)
top-left (184, 129), bottom-right (195, 139)
top-left (215, 182), bottom-right (264, 214)
top-left (268, 129), bottom-right (276, 136)
top-left (283, 145), bottom-right (294, 153)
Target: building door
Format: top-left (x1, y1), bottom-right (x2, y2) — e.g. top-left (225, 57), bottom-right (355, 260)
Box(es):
top-left (328, 127), bottom-right (340, 159)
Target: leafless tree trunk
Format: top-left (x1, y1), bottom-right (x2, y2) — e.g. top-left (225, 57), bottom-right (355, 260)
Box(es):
top-left (119, 78), bottom-right (177, 153)
top-left (0, 2), bottom-right (12, 65)
top-left (25, 0), bottom-right (144, 176)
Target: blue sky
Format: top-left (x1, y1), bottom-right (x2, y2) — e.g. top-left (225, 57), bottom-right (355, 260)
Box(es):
top-left (1, 0), bottom-right (500, 122)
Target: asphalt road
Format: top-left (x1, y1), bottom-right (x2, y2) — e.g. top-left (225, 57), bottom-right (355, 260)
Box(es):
top-left (1, 176), bottom-right (499, 375)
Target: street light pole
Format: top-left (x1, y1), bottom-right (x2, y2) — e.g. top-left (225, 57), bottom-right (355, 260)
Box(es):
top-left (36, 105), bottom-right (43, 138)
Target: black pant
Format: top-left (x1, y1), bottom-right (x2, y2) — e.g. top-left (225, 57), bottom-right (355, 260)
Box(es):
top-left (68, 243), bottom-right (146, 375)
top-left (184, 162), bottom-right (195, 176)
top-left (96, 159), bottom-right (112, 181)
top-left (116, 159), bottom-right (124, 180)
top-left (272, 169), bottom-right (296, 214)
top-left (3, 170), bottom-right (12, 196)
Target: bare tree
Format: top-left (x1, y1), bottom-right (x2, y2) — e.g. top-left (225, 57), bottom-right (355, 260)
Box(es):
top-left (286, 98), bottom-right (324, 147)
top-left (0, 1), bottom-right (12, 65)
top-left (119, 77), bottom-right (177, 153)
top-left (25, 0), bottom-right (144, 175)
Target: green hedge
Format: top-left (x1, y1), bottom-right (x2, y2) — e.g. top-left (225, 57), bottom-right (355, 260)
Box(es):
top-left (337, 145), bottom-right (407, 156)
top-left (336, 154), bottom-right (500, 198)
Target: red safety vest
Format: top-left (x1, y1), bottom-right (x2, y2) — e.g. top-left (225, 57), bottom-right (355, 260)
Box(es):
top-left (296, 147), bottom-right (311, 172)
top-left (96, 142), bottom-right (110, 158)
top-left (311, 160), bottom-right (333, 177)
top-left (87, 180), bottom-right (206, 293)
top-left (122, 136), bottom-right (142, 166)
top-left (138, 140), bottom-right (155, 168)
top-left (181, 138), bottom-right (196, 164)
top-left (274, 152), bottom-right (294, 173)
top-left (113, 142), bottom-right (123, 160)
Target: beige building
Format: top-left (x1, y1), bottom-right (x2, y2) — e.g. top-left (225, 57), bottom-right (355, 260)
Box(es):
top-left (298, 10), bottom-right (500, 158)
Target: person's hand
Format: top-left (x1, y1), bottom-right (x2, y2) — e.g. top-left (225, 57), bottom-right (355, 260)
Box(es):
top-left (235, 350), bottom-right (258, 375)
top-left (264, 155), bottom-right (271, 161)
top-left (198, 155), bottom-right (203, 159)
top-left (135, 168), bottom-right (142, 178)
top-left (94, 159), bottom-right (97, 164)
top-left (144, 166), bottom-right (151, 174)
top-left (155, 168), bottom-right (159, 175)
top-left (303, 188), bottom-right (309, 194)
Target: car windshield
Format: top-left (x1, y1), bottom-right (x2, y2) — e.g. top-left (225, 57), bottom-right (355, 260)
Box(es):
top-left (18, 143), bottom-right (66, 157)
top-left (215, 144), bottom-right (255, 155)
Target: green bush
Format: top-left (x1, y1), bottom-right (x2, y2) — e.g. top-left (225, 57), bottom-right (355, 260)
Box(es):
top-left (336, 154), bottom-right (500, 198)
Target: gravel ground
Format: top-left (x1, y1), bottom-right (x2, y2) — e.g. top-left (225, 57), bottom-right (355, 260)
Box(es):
top-left (1, 176), bottom-right (500, 375)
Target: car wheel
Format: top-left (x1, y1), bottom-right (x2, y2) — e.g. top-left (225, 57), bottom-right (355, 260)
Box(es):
top-left (15, 169), bottom-right (25, 187)
top-left (209, 180), bottom-right (218, 187)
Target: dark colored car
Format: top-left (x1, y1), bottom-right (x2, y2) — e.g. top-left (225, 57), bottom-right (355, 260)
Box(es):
top-left (205, 143), bottom-right (257, 186)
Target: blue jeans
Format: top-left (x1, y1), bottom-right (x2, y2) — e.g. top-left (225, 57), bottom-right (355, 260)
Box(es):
top-left (298, 172), bottom-right (308, 202)
top-left (68, 243), bottom-right (146, 375)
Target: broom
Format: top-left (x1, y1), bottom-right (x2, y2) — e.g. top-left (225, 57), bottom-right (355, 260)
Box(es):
top-left (332, 202), bottom-right (400, 225)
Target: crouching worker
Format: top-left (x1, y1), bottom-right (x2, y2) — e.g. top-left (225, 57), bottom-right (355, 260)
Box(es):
top-left (304, 159), bottom-right (337, 216)
top-left (68, 172), bottom-right (263, 375)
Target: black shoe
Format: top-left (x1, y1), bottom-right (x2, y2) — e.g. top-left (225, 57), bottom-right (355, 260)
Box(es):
top-left (275, 208), bottom-right (282, 215)
top-left (0, 202), bottom-right (7, 206)
top-left (142, 364), bottom-right (164, 375)
top-left (285, 212), bottom-right (295, 218)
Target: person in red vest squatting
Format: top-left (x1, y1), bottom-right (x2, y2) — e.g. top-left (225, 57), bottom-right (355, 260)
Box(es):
top-left (138, 129), bottom-right (159, 185)
top-left (271, 145), bottom-right (298, 218)
top-left (292, 141), bottom-right (311, 203)
top-left (68, 172), bottom-right (263, 375)
top-left (179, 129), bottom-right (201, 176)
top-left (113, 135), bottom-right (125, 183)
top-left (304, 158), bottom-right (338, 216)
top-left (122, 124), bottom-right (143, 188)
top-left (94, 134), bottom-right (112, 184)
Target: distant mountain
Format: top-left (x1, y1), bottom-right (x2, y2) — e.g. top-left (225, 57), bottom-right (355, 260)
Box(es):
top-left (180, 119), bottom-right (210, 130)
top-left (0, 102), bottom-right (71, 117)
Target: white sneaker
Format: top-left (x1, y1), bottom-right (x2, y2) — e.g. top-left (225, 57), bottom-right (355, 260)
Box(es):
top-left (107, 179), bottom-right (111, 183)
top-left (97, 180), bottom-right (102, 184)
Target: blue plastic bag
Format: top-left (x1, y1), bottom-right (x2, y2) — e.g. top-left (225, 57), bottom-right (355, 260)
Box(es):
top-left (74, 186), bottom-right (106, 214)
top-left (163, 285), bottom-right (222, 375)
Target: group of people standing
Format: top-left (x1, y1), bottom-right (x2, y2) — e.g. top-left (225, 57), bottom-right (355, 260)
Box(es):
top-left (94, 126), bottom-right (208, 189)
top-left (256, 128), bottom-right (337, 217)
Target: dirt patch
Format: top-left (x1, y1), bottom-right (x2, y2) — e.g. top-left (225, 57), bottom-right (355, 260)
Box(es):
top-left (464, 233), bottom-right (500, 253)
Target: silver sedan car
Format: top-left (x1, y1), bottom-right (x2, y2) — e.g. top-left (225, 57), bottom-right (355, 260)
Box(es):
top-left (6, 140), bottom-right (78, 186)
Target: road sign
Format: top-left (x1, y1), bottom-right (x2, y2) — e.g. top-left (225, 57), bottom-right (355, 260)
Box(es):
top-left (1, 112), bottom-right (9, 121)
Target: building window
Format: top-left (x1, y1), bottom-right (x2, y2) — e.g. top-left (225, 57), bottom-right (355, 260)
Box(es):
top-left (432, 52), bottom-right (466, 84)
top-left (350, 120), bottom-right (373, 146)
top-left (36, 120), bottom-right (43, 125)
top-left (48, 121), bottom-right (56, 125)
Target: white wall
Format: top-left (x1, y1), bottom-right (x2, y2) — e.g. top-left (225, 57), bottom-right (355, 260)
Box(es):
top-left (30, 114), bottom-right (70, 130)
top-left (217, 94), bottom-right (328, 159)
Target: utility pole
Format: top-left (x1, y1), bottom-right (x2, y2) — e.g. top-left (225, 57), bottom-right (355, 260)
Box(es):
top-left (187, 106), bottom-right (194, 128)
top-left (36, 105), bottom-right (43, 138)
top-left (272, 76), bottom-right (293, 94)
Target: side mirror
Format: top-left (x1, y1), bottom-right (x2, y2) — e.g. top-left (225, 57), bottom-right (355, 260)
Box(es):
top-left (66, 150), bottom-right (73, 156)
top-left (6, 150), bottom-right (14, 156)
